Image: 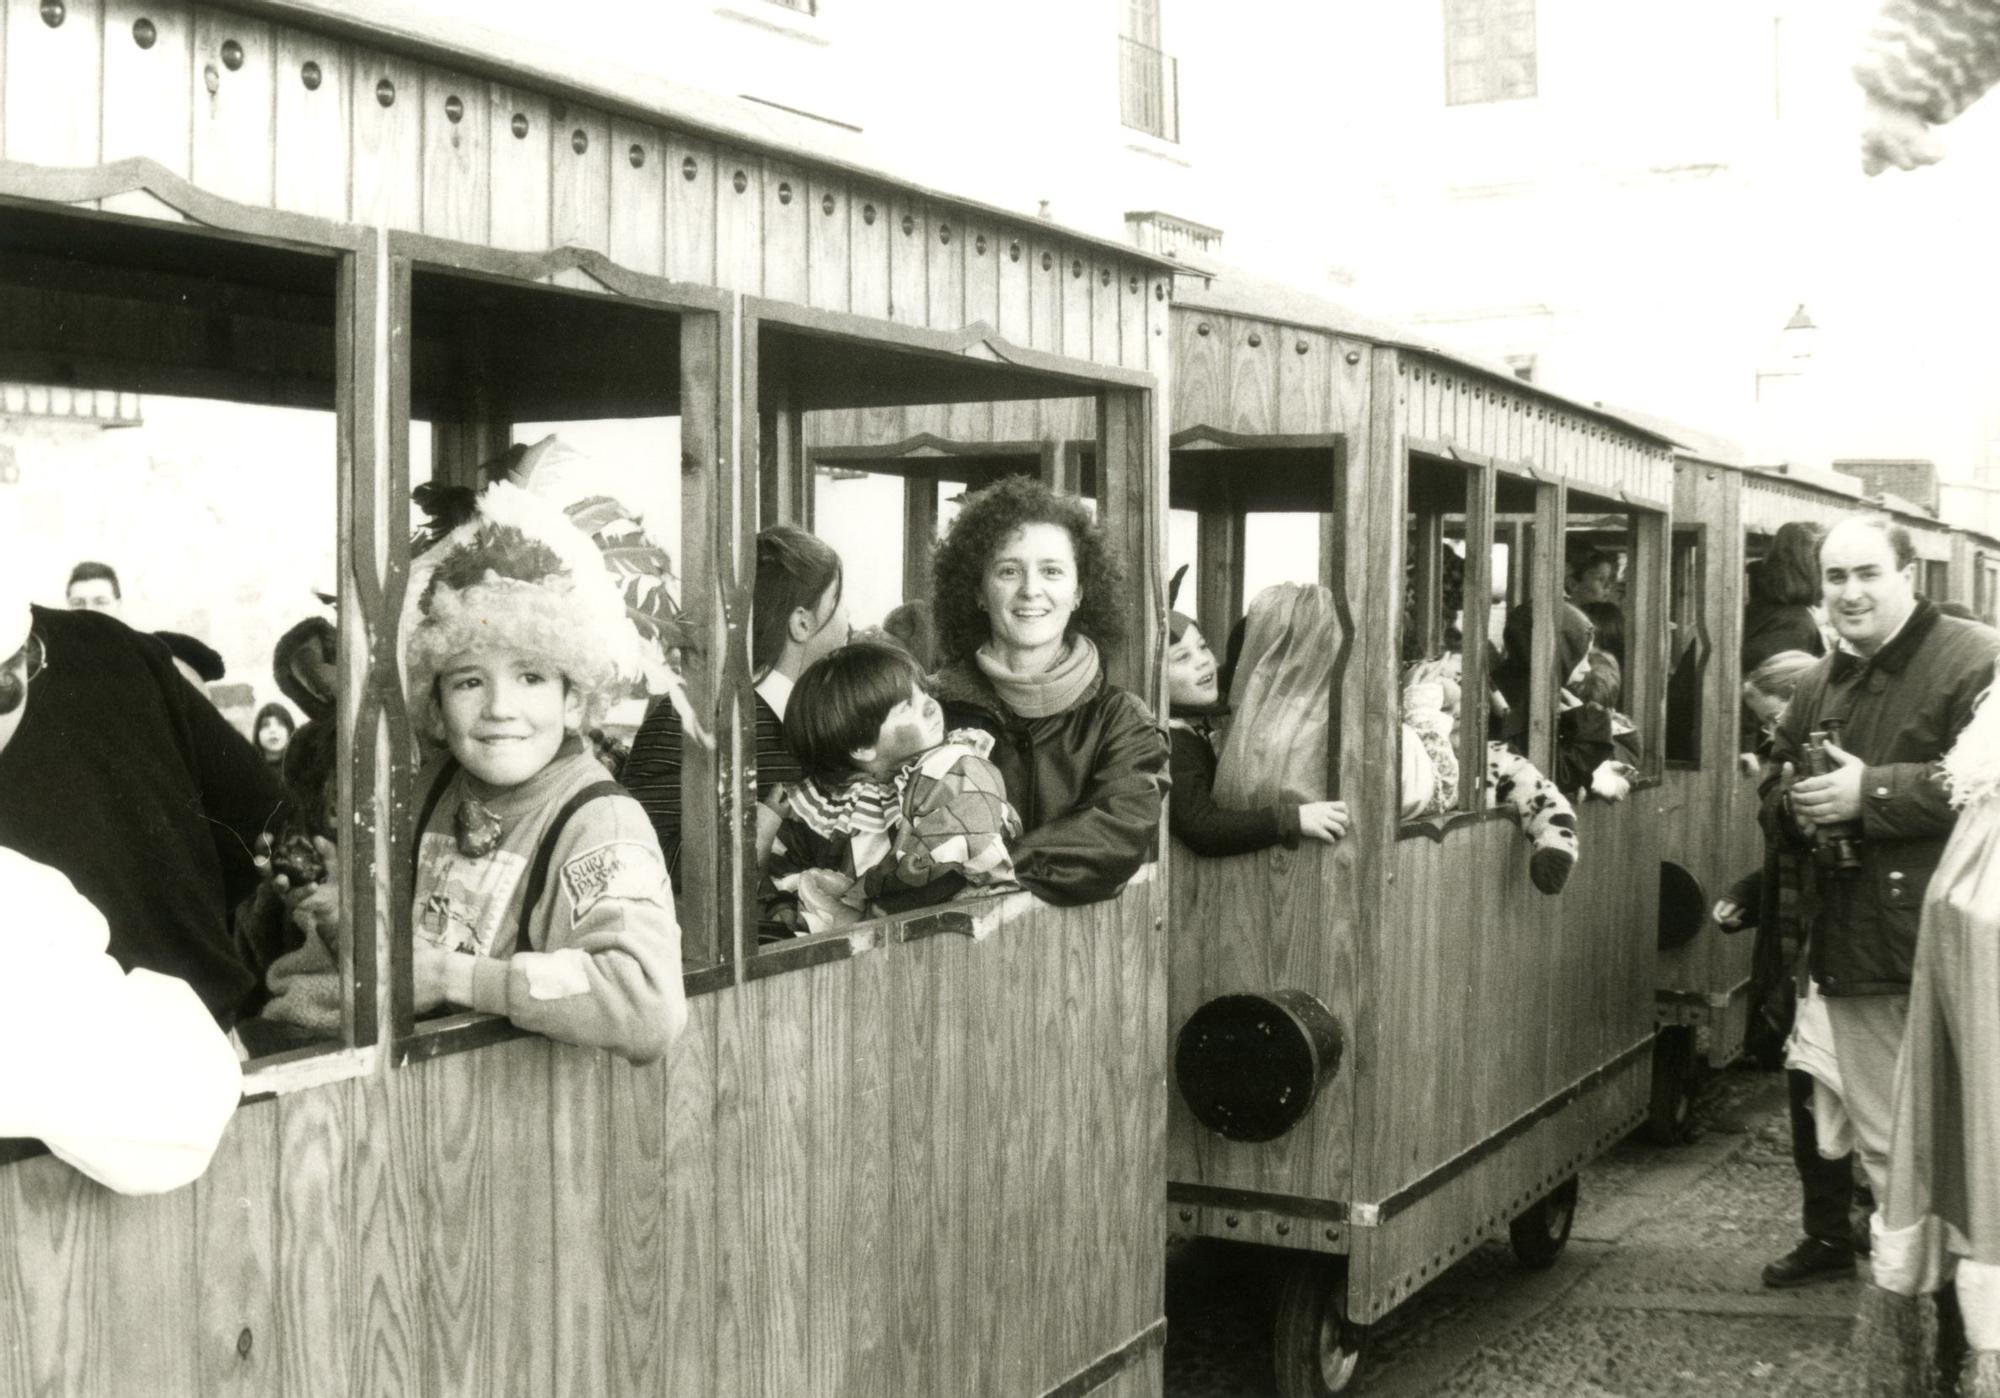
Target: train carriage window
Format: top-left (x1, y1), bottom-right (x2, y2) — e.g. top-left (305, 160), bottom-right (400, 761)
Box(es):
top-left (1924, 559), bottom-right (1951, 607)
top-left (1402, 453), bottom-right (1490, 822)
top-left (0, 206), bottom-right (361, 1072)
top-left (1485, 473), bottom-right (1553, 774)
top-left (1165, 440), bottom-right (1345, 848)
top-left (397, 262), bottom-right (720, 1060)
top-left (747, 320), bottom-right (1155, 954)
top-left (805, 451), bottom-right (1058, 634)
top-left (1664, 527), bottom-right (1705, 767)
top-left (1243, 514), bottom-right (1322, 602)
top-left (1563, 491), bottom-right (1665, 788)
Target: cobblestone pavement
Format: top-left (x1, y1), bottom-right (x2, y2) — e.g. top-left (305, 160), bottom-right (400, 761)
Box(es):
top-left (1165, 1066), bottom-right (1866, 1397)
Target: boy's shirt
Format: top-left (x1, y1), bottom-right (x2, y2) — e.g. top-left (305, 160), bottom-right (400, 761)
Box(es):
top-left (416, 738), bottom-right (684, 1064)
top-left (764, 730), bottom-right (1022, 935)
top-left (257, 737), bottom-right (685, 1065)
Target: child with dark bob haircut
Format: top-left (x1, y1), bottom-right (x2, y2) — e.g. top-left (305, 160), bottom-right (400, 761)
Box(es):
top-left (764, 642), bottom-right (1021, 935)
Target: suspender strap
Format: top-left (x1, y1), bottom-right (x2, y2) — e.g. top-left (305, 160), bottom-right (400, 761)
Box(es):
top-left (516, 781), bottom-right (627, 955)
top-left (408, 758), bottom-right (462, 890)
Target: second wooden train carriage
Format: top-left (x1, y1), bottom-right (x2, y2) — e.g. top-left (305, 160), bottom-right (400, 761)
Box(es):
top-left (0, 2), bottom-right (1173, 1395)
top-left (808, 264), bottom-right (1677, 1393)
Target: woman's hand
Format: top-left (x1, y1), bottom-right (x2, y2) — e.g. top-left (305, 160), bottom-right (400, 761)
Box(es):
top-left (1713, 898), bottom-right (1745, 931)
top-left (1297, 800), bottom-right (1350, 844)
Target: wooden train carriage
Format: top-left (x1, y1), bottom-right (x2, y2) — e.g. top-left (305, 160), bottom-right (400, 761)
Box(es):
top-left (807, 266), bottom-right (1675, 1391)
top-left (0, 4), bottom-right (1175, 1396)
top-left (1645, 452), bottom-right (1861, 1133)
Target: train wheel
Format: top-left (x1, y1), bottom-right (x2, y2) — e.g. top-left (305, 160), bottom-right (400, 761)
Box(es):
top-left (1645, 1027), bottom-right (1699, 1146)
top-left (1508, 1176), bottom-right (1580, 1269)
top-left (1274, 1254), bottom-right (1364, 1397)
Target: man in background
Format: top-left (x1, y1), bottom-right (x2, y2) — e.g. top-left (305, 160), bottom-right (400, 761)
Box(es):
top-left (65, 560), bottom-right (122, 615)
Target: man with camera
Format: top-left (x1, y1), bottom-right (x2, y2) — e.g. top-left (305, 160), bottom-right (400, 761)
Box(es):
top-left (1759, 513), bottom-right (1998, 1285)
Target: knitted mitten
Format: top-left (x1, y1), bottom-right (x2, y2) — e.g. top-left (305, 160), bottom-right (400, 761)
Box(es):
top-left (1487, 742), bottom-right (1578, 895)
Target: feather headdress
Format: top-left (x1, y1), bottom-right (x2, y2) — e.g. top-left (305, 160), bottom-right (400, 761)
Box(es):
top-left (1944, 682), bottom-right (2000, 810)
top-left (402, 436), bottom-right (707, 746)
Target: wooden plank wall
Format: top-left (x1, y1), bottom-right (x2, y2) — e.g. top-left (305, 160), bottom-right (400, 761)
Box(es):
top-left (0, 890), bottom-right (1166, 1398)
top-left (1654, 461), bottom-right (1756, 1026)
top-left (1394, 352), bottom-right (1674, 505)
top-left (1161, 308), bottom-right (1371, 1213)
top-left (1369, 349), bottom-right (1664, 1187)
top-left (0, 0), bottom-right (1152, 370)
top-left (1370, 799), bottom-right (1655, 1192)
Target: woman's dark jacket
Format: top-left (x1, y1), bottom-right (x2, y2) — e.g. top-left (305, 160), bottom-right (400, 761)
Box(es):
top-left (1762, 599), bottom-right (1999, 996)
top-left (1167, 716), bottom-right (1299, 857)
top-left (933, 659), bottom-right (1169, 906)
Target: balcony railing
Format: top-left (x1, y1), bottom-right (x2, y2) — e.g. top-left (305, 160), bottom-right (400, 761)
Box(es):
top-left (1119, 35), bottom-right (1179, 143)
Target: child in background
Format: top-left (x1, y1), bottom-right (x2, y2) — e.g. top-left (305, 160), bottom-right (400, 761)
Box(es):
top-left (1739, 650), bottom-right (1822, 773)
top-left (765, 642), bottom-right (1022, 935)
top-left (1400, 651), bottom-right (1579, 895)
top-left (1168, 608), bottom-right (1349, 856)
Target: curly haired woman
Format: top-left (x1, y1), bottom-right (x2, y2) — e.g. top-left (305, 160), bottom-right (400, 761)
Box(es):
top-left (928, 476), bottom-right (1168, 906)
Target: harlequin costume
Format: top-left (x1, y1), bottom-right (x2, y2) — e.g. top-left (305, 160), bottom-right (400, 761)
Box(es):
top-left (763, 729), bottom-right (1021, 935)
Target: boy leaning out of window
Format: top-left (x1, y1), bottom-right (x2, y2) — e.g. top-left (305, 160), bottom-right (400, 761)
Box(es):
top-left (267, 474), bottom-right (689, 1065)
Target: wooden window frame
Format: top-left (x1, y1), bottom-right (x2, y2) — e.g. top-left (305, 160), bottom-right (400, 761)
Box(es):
top-left (721, 295), bottom-right (1163, 974)
top-left (1664, 524), bottom-right (1708, 771)
top-left (383, 232), bottom-right (738, 1064)
top-left (1560, 486), bottom-right (1669, 793)
top-left (0, 175), bottom-right (379, 1126)
top-left (1166, 427), bottom-right (1349, 816)
top-left (1398, 445), bottom-right (1499, 840)
top-left (360, 238), bottom-right (1162, 1063)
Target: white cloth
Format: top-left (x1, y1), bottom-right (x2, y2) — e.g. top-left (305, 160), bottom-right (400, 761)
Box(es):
top-left (1786, 980), bottom-right (1856, 1159)
top-left (1961, 1259), bottom-right (2000, 1351)
top-left (0, 848), bottom-right (241, 1193)
top-left (1872, 1212), bottom-right (1963, 1298)
top-left (1824, 990), bottom-right (1911, 1202)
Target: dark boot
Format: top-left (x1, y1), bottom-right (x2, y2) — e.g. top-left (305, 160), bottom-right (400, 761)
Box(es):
top-left (1765, 1236), bottom-right (1859, 1288)
top-left (1791, 1069), bottom-right (1859, 1250)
